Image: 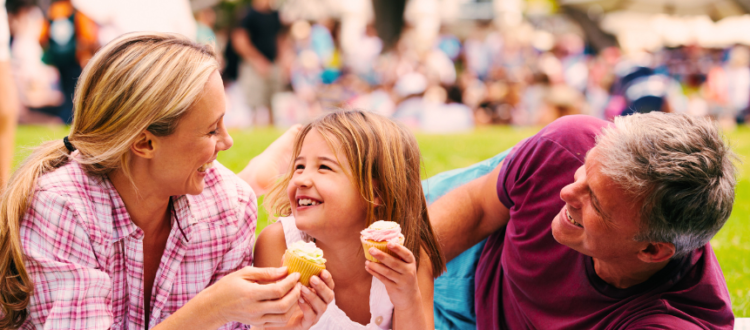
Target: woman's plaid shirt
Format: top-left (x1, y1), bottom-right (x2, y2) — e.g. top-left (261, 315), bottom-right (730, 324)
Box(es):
top-left (19, 160), bottom-right (257, 329)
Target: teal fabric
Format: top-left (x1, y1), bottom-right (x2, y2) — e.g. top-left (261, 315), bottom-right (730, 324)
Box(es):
top-left (423, 149), bottom-right (511, 330)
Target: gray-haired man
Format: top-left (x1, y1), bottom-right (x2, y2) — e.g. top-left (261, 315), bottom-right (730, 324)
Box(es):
top-left (430, 113), bottom-right (737, 329)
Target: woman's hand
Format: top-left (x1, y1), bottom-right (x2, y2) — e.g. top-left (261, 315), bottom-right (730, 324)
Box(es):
top-left (201, 266), bottom-right (303, 328)
top-left (281, 270), bottom-right (336, 330)
top-left (364, 243), bottom-right (422, 311)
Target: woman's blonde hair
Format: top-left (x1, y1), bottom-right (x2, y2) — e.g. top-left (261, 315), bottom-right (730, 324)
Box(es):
top-left (265, 110), bottom-right (446, 277)
top-left (0, 32), bottom-right (218, 328)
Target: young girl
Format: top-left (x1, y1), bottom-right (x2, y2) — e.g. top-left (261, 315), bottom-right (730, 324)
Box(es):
top-left (255, 110), bottom-right (445, 329)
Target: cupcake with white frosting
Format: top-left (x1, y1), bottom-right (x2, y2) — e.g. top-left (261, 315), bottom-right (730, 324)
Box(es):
top-left (283, 241), bottom-right (326, 286)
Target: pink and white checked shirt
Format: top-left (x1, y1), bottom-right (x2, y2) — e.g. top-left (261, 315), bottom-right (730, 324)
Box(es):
top-left (19, 160), bottom-right (257, 329)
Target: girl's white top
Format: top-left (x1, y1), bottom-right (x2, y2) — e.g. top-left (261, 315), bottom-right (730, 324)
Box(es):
top-left (279, 216), bottom-right (394, 330)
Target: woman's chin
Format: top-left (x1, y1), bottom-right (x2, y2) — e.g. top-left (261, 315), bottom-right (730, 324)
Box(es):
top-left (185, 182), bottom-right (206, 196)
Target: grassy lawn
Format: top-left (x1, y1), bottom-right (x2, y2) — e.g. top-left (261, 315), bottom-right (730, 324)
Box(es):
top-left (12, 124), bottom-right (750, 316)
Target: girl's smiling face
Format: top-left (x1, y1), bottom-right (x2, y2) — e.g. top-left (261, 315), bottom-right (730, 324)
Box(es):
top-left (287, 129), bottom-right (369, 240)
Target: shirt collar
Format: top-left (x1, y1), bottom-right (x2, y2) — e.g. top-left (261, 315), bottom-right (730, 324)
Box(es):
top-left (171, 195), bottom-right (193, 243)
top-left (101, 174), bottom-right (142, 241)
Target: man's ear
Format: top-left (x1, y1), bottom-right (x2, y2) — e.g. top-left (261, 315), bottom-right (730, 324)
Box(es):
top-left (637, 242), bottom-right (675, 263)
top-left (131, 131), bottom-right (158, 159)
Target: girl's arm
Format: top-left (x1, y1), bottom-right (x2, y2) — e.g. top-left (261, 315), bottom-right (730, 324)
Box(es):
top-left (365, 245), bottom-right (434, 330)
top-left (397, 249), bottom-right (435, 330)
top-left (254, 222), bottom-right (336, 330)
top-left (255, 222), bottom-right (288, 268)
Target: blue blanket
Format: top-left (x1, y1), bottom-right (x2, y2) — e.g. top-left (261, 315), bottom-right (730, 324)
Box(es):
top-left (422, 149), bottom-right (510, 330)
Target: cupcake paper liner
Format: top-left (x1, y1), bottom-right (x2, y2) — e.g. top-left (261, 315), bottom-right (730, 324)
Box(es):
top-left (361, 237), bottom-right (404, 263)
top-left (283, 250), bottom-right (325, 287)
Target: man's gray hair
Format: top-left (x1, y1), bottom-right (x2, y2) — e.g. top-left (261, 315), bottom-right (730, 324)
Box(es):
top-left (596, 112), bottom-right (737, 258)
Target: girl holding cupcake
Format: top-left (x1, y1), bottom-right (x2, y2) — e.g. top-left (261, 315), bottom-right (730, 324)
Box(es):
top-left (255, 110), bottom-right (446, 329)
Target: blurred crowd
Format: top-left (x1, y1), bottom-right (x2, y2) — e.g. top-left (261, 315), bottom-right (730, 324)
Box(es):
top-left (5, 0), bottom-right (750, 132)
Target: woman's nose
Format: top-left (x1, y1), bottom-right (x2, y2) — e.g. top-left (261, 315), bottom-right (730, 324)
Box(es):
top-left (218, 128), bottom-right (233, 151)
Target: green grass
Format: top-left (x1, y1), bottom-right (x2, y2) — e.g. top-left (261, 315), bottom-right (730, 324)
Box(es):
top-left (11, 124), bottom-right (750, 316)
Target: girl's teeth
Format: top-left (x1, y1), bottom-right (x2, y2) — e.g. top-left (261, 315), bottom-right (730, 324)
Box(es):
top-left (298, 199), bottom-right (320, 206)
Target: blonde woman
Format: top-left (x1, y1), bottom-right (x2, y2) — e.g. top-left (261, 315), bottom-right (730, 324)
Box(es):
top-left (0, 33), bottom-right (333, 329)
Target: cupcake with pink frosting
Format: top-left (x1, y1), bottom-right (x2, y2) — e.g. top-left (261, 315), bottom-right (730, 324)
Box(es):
top-left (360, 220), bottom-right (405, 263)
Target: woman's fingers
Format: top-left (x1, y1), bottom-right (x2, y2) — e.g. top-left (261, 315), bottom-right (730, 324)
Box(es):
top-left (263, 283), bottom-right (302, 313)
top-left (255, 273), bottom-right (301, 302)
top-left (257, 303), bottom-right (298, 326)
top-left (241, 266), bottom-right (290, 283)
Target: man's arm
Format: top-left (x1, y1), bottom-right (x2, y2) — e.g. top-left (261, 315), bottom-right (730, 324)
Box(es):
top-left (429, 162), bottom-right (510, 262)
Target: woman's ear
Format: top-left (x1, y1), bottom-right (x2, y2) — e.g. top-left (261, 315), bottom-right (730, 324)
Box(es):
top-left (131, 131), bottom-right (157, 159)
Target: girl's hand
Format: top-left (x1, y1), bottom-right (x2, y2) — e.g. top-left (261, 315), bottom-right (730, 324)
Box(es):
top-left (364, 243), bottom-right (422, 311)
top-left (285, 270), bottom-right (336, 330)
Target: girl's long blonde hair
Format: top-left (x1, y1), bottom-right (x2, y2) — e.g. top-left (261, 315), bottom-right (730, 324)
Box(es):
top-left (265, 110), bottom-right (446, 277)
top-left (0, 32), bottom-right (218, 328)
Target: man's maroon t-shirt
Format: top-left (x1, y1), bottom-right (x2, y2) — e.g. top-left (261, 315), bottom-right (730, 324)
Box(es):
top-left (475, 115), bottom-right (734, 329)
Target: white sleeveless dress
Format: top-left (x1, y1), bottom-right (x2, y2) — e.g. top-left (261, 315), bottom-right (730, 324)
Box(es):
top-left (278, 216), bottom-right (394, 330)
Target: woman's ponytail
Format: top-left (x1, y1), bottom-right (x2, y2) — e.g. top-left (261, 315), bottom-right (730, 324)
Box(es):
top-left (0, 141), bottom-right (70, 329)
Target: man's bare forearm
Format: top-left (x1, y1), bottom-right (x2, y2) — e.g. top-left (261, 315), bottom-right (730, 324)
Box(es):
top-left (428, 163), bottom-right (510, 262)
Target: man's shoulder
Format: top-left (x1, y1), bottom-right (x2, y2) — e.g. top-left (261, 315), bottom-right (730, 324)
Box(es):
top-left (537, 115), bottom-right (610, 153)
top-left (503, 115), bottom-right (609, 176)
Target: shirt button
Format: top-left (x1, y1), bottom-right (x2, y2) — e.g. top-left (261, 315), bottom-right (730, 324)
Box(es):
top-left (375, 315), bottom-right (383, 325)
